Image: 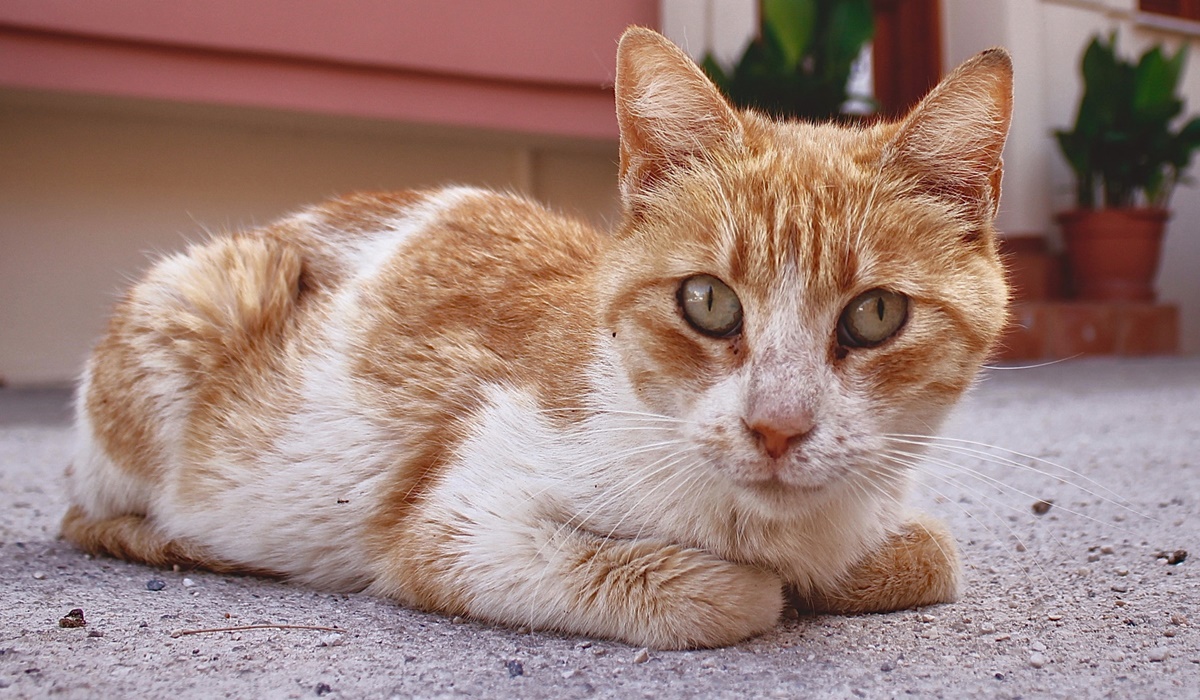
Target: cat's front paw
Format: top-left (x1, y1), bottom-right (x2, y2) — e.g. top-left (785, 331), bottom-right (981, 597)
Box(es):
top-left (797, 513), bottom-right (960, 615)
top-left (602, 544), bottom-right (785, 649)
top-left (532, 534), bottom-right (784, 649)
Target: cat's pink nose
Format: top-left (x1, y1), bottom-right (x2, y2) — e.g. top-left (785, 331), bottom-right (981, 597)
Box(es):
top-left (746, 411), bottom-right (815, 459)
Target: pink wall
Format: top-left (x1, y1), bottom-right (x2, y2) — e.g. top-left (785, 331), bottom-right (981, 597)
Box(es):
top-left (0, 0), bottom-right (658, 139)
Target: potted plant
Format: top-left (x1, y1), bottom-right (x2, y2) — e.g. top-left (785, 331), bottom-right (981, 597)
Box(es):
top-left (1055, 33), bottom-right (1200, 301)
top-left (701, 0), bottom-right (875, 121)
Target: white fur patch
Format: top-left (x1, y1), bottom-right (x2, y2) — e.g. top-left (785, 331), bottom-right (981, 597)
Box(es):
top-left (70, 364), bottom-right (153, 518)
top-left (344, 187), bottom-right (481, 282)
top-left (152, 188), bottom-right (490, 588)
top-left (416, 332), bottom-right (901, 627)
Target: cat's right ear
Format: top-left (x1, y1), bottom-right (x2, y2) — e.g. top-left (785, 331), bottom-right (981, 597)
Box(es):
top-left (615, 27), bottom-right (743, 204)
top-left (884, 48), bottom-right (1013, 225)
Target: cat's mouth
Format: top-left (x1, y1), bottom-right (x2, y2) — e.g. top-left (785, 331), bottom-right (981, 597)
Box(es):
top-left (737, 474), bottom-right (827, 497)
top-left (711, 448), bottom-right (845, 499)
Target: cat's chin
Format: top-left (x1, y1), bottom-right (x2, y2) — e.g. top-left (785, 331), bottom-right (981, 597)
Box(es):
top-left (731, 474), bottom-right (877, 527)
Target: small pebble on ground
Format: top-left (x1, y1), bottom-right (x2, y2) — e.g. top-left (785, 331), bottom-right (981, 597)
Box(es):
top-left (1155, 549), bottom-right (1188, 565)
top-left (58, 608), bottom-right (86, 629)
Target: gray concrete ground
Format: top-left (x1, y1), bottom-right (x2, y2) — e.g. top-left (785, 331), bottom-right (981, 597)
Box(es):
top-left (1, 358), bottom-right (1197, 698)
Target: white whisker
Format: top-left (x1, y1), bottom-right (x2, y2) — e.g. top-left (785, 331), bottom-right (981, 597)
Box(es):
top-left (881, 452), bottom-right (1046, 587)
top-left (883, 434), bottom-right (1147, 520)
top-left (893, 447), bottom-right (1132, 533)
top-left (981, 355), bottom-right (1082, 371)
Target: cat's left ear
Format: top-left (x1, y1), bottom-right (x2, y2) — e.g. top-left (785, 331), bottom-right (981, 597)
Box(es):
top-left (885, 48), bottom-right (1013, 224)
top-left (614, 27), bottom-right (743, 204)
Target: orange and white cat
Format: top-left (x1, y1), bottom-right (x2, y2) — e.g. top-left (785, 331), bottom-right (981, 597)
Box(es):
top-left (62, 28), bottom-right (1012, 649)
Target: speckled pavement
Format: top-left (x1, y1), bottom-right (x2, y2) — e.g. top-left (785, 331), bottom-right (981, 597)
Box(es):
top-left (1, 358), bottom-right (1197, 698)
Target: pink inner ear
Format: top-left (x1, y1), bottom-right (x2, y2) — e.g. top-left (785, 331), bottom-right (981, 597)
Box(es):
top-left (886, 49), bottom-right (1013, 216)
top-left (614, 27), bottom-right (742, 200)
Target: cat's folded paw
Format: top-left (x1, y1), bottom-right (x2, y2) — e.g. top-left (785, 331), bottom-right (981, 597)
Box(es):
top-left (545, 537), bottom-right (784, 650)
top-left (797, 513), bottom-right (961, 615)
top-left (611, 547), bottom-right (785, 649)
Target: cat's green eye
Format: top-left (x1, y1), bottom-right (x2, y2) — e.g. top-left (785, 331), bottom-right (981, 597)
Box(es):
top-left (838, 289), bottom-right (908, 348)
top-left (678, 274), bottom-right (743, 338)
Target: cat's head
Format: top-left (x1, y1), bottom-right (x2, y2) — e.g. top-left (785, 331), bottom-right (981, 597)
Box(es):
top-left (601, 28), bottom-right (1012, 505)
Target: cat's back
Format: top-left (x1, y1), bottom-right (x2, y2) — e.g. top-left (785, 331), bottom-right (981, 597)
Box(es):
top-left (69, 186), bottom-right (605, 585)
top-left (263, 187), bottom-right (600, 296)
top-left (83, 184), bottom-right (604, 431)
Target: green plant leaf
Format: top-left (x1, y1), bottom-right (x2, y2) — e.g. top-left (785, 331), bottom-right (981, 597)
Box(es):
top-left (1081, 35), bottom-right (1119, 98)
top-left (1177, 116), bottom-right (1200, 146)
top-left (1076, 35), bottom-right (1129, 137)
top-left (762, 0), bottom-right (816, 68)
top-left (1168, 117), bottom-right (1200, 169)
top-left (823, 0), bottom-right (874, 72)
top-left (1134, 45), bottom-right (1186, 122)
top-left (703, 0), bottom-right (874, 122)
top-left (1055, 131), bottom-right (1085, 173)
top-left (1057, 31), bottom-right (1200, 208)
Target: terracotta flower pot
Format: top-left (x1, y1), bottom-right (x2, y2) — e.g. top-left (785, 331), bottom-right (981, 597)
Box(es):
top-left (1058, 208), bottom-right (1168, 302)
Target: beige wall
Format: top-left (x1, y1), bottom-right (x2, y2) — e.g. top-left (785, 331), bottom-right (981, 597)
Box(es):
top-left (943, 0), bottom-right (1200, 354)
top-left (8, 2), bottom-right (1200, 385)
top-left (0, 90), bottom-right (620, 385)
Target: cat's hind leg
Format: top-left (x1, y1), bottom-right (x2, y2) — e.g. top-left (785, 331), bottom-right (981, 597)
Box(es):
top-left (60, 504), bottom-right (267, 576)
top-left (796, 513), bottom-right (961, 614)
top-left (62, 504), bottom-right (205, 568)
top-left (63, 233), bottom-right (305, 572)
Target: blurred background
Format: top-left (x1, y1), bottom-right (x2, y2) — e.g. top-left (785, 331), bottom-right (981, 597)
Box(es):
top-left (2, 0), bottom-right (1199, 386)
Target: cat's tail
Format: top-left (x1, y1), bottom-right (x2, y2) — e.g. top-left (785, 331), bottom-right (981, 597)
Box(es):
top-left (127, 234), bottom-right (304, 375)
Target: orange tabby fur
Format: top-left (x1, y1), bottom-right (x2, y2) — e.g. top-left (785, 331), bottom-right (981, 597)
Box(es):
top-left (62, 28), bottom-right (1012, 649)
